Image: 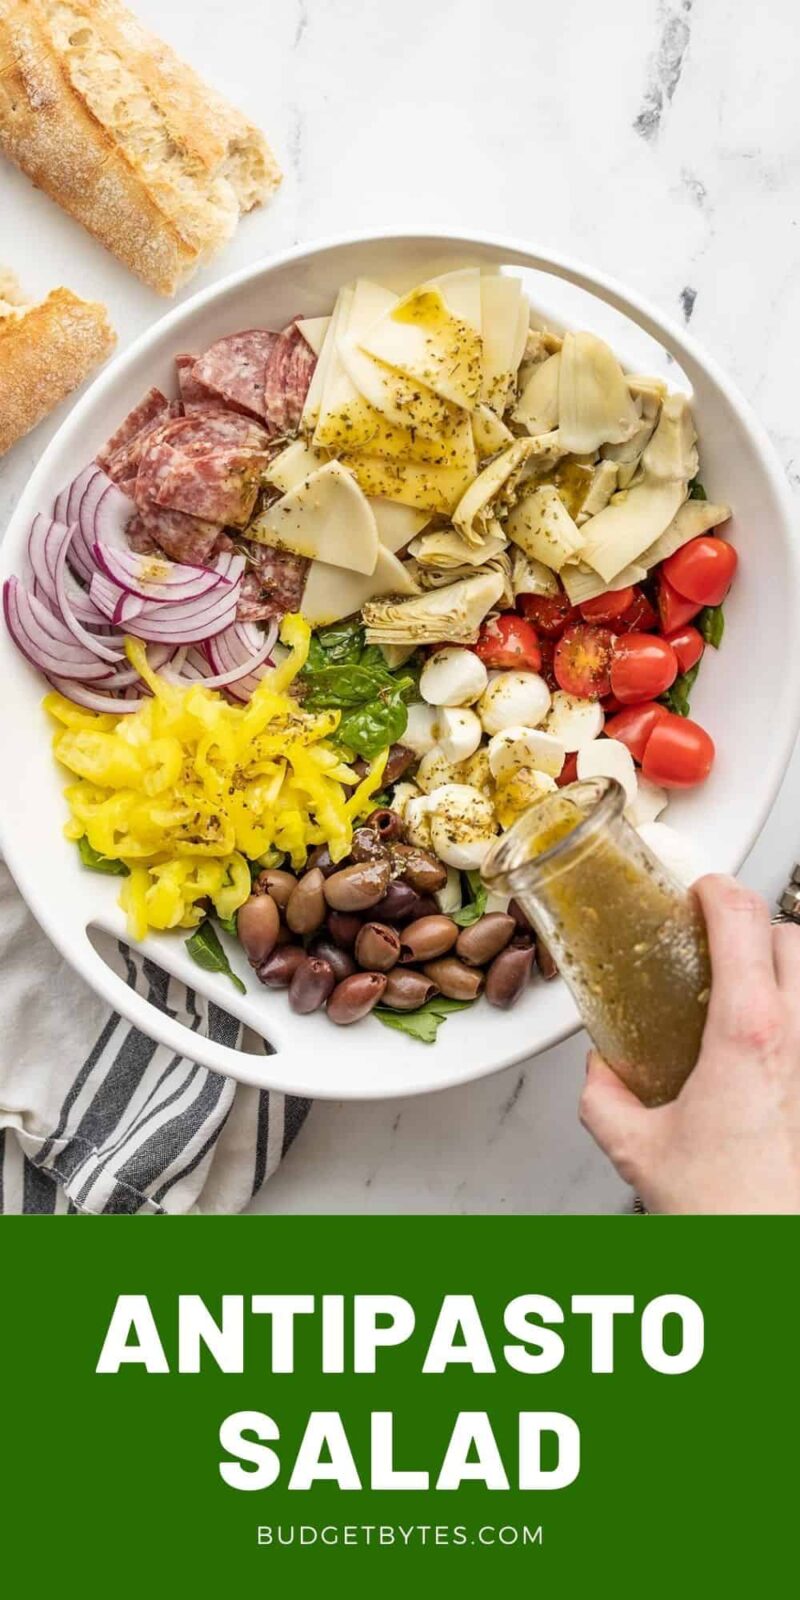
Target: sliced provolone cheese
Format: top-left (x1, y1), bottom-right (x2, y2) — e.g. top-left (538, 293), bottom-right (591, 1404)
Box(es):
top-left (338, 279), bottom-right (462, 438)
top-left (264, 438), bottom-right (328, 493)
top-left (358, 278), bottom-right (483, 411)
top-left (300, 545), bottom-right (418, 626)
top-left (301, 285), bottom-right (350, 432)
top-left (249, 460), bottom-right (379, 574)
top-left (370, 498), bottom-right (430, 553)
top-left (342, 452), bottom-right (476, 515)
top-left (428, 267), bottom-right (482, 331)
top-left (296, 316), bottom-right (331, 357)
top-left (478, 274), bottom-right (523, 412)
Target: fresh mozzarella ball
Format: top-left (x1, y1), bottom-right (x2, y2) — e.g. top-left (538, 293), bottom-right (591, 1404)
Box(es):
top-left (544, 690), bottom-right (604, 751)
top-left (577, 736), bottom-right (637, 805)
top-left (404, 794), bottom-right (434, 849)
top-left (427, 783), bottom-right (498, 870)
top-left (391, 781), bottom-right (422, 821)
top-left (435, 706), bottom-right (483, 764)
top-left (625, 777), bottom-right (668, 828)
top-left (416, 744), bottom-right (462, 794)
top-left (637, 822), bottom-right (705, 888)
top-left (403, 702), bottom-right (438, 758)
top-left (477, 671), bottom-right (551, 736)
top-left (435, 865), bottom-right (463, 916)
top-left (419, 647), bottom-right (488, 707)
top-left (494, 766), bottom-right (557, 829)
top-left (459, 746), bottom-right (494, 798)
top-left (488, 724), bottom-right (566, 781)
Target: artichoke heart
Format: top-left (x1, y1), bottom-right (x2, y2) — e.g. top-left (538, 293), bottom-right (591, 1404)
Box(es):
top-left (514, 350), bottom-right (561, 435)
top-left (576, 460), bottom-right (619, 524)
top-left (558, 331), bottom-right (641, 454)
top-left (409, 527), bottom-right (508, 569)
top-left (641, 392), bottom-right (698, 482)
top-left (363, 570), bottom-right (505, 645)
top-left (506, 484), bottom-right (584, 572)
top-left (471, 403), bottom-right (513, 460)
top-left (452, 437), bottom-right (546, 548)
top-left (560, 559), bottom-right (648, 607)
top-left (511, 548), bottom-right (561, 599)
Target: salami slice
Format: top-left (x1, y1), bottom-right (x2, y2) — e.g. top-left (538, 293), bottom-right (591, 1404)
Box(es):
top-left (125, 514), bottom-right (161, 556)
top-left (262, 323), bottom-right (317, 434)
top-left (96, 387), bottom-right (169, 472)
top-left (104, 398), bottom-right (181, 484)
top-left (128, 504), bottom-right (222, 565)
top-left (241, 541), bottom-right (309, 619)
top-left (134, 411), bottom-right (269, 525)
top-left (192, 330), bottom-right (278, 422)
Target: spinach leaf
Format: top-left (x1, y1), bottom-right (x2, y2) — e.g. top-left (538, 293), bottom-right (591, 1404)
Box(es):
top-left (661, 661), bottom-right (700, 717)
top-left (689, 478), bottom-right (707, 500)
top-left (301, 662), bottom-right (401, 709)
top-left (77, 837), bottom-right (129, 877)
top-left (215, 911), bottom-right (239, 938)
top-left (185, 920), bottom-right (246, 994)
top-left (337, 691), bottom-right (409, 761)
top-left (698, 603), bottom-right (725, 649)
top-left (374, 996), bottom-right (473, 1044)
top-left (452, 869), bottom-right (488, 928)
top-left (313, 620), bottom-right (366, 664)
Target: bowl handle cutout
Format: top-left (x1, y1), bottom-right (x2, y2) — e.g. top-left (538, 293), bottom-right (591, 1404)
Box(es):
top-left (80, 927), bottom-right (304, 1090)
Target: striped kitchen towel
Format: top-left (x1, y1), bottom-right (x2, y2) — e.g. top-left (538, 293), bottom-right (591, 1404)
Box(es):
top-left (0, 862), bottom-right (310, 1215)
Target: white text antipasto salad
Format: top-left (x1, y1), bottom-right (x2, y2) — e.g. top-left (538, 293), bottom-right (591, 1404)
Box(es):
top-left (4, 268), bottom-right (736, 1041)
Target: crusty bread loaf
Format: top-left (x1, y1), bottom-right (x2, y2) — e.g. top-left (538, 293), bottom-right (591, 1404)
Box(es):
top-left (0, 279), bottom-right (115, 454)
top-left (0, 1), bottom-right (282, 295)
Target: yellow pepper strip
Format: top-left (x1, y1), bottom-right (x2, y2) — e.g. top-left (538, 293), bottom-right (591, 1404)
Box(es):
top-left (49, 614), bottom-right (396, 940)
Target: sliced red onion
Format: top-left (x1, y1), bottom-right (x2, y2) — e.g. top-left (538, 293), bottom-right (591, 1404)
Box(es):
top-left (130, 590), bottom-right (240, 643)
top-left (53, 526), bottom-right (124, 664)
top-left (47, 676), bottom-right (145, 714)
top-left (92, 542), bottom-right (229, 603)
top-left (3, 578), bottom-right (112, 681)
top-left (204, 618), bottom-right (277, 698)
top-left (89, 574), bottom-right (145, 625)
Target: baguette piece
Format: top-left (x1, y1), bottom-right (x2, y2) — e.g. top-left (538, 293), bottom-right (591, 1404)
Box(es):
top-left (0, 1), bottom-right (282, 295)
top-left (0, 279), bottom-right (115, 454)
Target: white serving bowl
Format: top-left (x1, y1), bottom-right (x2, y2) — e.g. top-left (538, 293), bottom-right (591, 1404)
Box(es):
top-left (1, 231), bottom-right (798, 1099)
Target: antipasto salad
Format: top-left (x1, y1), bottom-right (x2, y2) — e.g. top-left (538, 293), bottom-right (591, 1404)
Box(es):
top-left (3, 268), bottom-right (736, 1042)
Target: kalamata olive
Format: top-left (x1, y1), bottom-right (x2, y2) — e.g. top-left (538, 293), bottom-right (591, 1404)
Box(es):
top-left (237, 893), bottom-right (280, 965)
top-left (422, 957), bottom-right (484, 1001)
top-left (258, 945), bottom-right (306, 988)
top-left (411, 895), bottom-right (440, 921)
top-left (370, 881), bottom-right (422, 924)
top-left (308, 937), bottom-right (357, 983)
top-left (305, 843), bottom-right (342, 878)
top-left (326, 910), bottom-right (362, 950)
top-left (350, 827), bottom-right (390, 866)
top-left (353, 743), bottom-right (415, 785)
top-left (275, 923), bottom-right (295, 946)
top-left (509, 897), bottom-right (534, 932)
top-left (252, 868), bottom-right (297, 909)
top-left (323, 858), bottom-right (392, 912)
top-left (381, 969), bottom-right (440, 1011)
top-left (391, 842), bottom-right (448, 894)
top-left (485, 944), bottom-right (535, 1008)
top-left (326, 971), bottom-right (387, 1025)
top-left (456, 912), bottom-right (516, 967)
top-left (365, 807), bottom-right (404, 843)
top-left (400, 914), bottom-right (459, 963)
top-left (286, 867), bottom-right (327, 935)
top-left (535, 934), bottom-right (559, 980)
top-left (289, 955), bottom-right (336, 1014)
top-left (355, 921), bottom-right (401, 972)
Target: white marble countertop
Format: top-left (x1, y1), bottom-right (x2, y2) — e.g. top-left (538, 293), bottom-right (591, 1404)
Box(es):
top-left (1, 0), bottom-right (798, 1213)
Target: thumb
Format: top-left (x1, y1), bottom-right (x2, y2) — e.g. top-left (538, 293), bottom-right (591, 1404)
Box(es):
top-left (579, 1051), bottom-right (660, 1187)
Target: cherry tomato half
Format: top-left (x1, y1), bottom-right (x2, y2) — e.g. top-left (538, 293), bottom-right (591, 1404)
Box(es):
top-left (641, 713), bottom-right (715, 788)
top-left (556, 751), bottom-right (579, 787)
top-left (604, 701), bottom-right (669, 764)
top-left (614, 586), bottom-right (659, 634)
top-left (518, 591), bottom-right (579, 638)
top-left (664, 624), bottom-right (704, 675)
top-left (475, 612), bottom-right (541, 671)
top-left (579, 586), bottom-right (635, 624)
top-left (656, 572), bottom-right (702, 633)
top-left (663, 536), bottom-right (737, 607)
top-left (554, 623), bottom-right (615, 700)
top-left (537, 636), bottom-right (558, 692)
top-left (610, 632), bottom-right (678, 704)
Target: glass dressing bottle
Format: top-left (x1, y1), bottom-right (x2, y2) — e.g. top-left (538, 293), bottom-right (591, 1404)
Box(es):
top-left (481, 778), bottom-right (711, 1106)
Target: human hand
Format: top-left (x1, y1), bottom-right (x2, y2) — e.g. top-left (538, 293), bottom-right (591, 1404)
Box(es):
top-left (579, 874), bottom-right (800, 1214)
